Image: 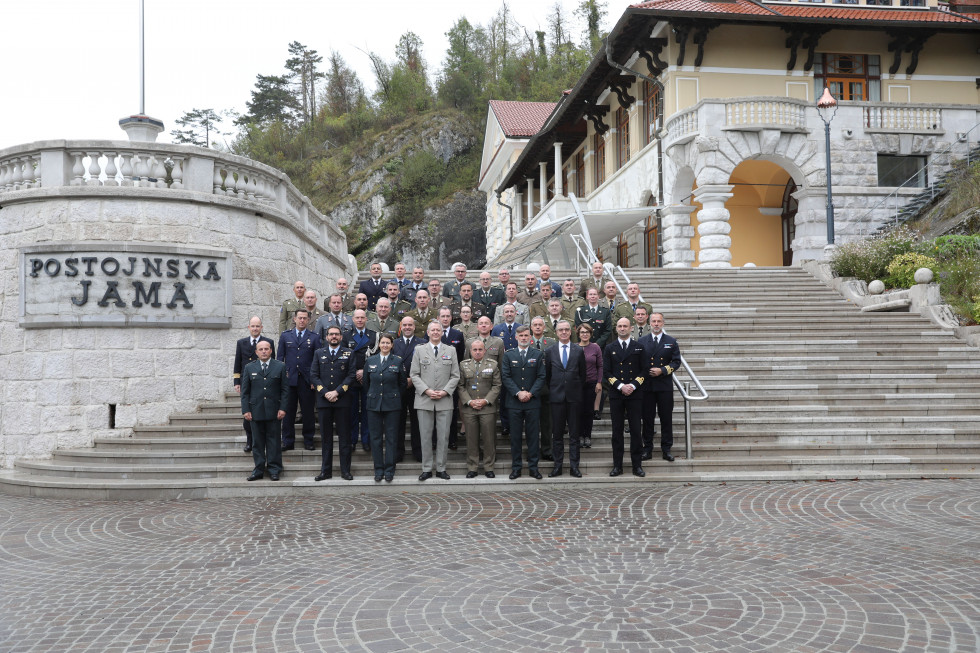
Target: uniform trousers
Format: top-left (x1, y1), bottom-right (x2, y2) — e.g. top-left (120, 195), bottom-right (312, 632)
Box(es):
top-left (417, 408), bottom-right (452, 473)
top-left (283, 382), bottom-right (316, 448)
top-left (349, 387), bottom-right (370, 449)
top-left (462, 410), bottom-right (497, 472)
top-left (550, 401), bottom-right (580, 470)
top-left (242, 417), bottom-right (253, 448)
top-left (399, 388), bottom-right (421, 462)
top-left (367, 409), bottom-right (400, 476)
top-left (250, 418), bottom-right (283, 476)
top-left (642, 390), bottom-right (675, 455)
top-left (507, 404), bottom-right (540, 472)
top-left (538, 387), bottom-right (552, 456)
top-left (318, 406), bottom-right (352, 476)
top-left (579, 382), bottom-right (598, 442)
top-left (609, 394), bottom-right (643, 469)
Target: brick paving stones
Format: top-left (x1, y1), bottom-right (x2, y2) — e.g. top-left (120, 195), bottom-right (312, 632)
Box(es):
top-left (0, 479), bottom-right (977, 652)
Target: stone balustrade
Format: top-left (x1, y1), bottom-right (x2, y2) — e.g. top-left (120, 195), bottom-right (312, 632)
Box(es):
top-left (663, 107), bottom-right (699, 148)
top-left (0, 140), bottom-right (345, 261)
top-left (724, 97), bottom-right (808, 131)
top-left (862, 103), bottom-right (944, 133)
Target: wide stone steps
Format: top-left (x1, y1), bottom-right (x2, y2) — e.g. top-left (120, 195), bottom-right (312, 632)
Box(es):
top-left (4, 266), bottom-right (979, 499)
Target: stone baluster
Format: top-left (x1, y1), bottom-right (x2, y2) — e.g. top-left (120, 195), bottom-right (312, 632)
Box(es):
top-left (151, 155), bottom-right (167, 188)
top-left (213, 166), bottom-right (224, 194)
top-left (86, 152), bottom-right (103, 186)
top-left (246, 175), bottom-right (258, 200)
top-left (234, 168), bottom-right (247, 197)
top-left (0, 160), bottom-right (9, 191)
top-left (120, 152), bottom-right (135, 187)
top-left (70, 152), bottom-right (85, 186)
top-left (225, 169), bottom-right (238, 197)
top-left (103, 152), bottom-right (118, 186)
top-left (11, 157), bottom-right (25, 190)
top-left (170, 157), bottom-right (184, 189)
top-left (693, 184), bottom-right (734, 269)
top-left (135, 153), bottom-right (150, 187)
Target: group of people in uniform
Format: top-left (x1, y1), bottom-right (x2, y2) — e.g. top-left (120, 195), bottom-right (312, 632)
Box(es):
top-left (235, 261), bottom-right (681, 483)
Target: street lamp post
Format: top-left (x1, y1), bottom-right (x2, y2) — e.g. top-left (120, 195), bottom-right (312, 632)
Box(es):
top-left (816, 87), bottom-right (838, 253)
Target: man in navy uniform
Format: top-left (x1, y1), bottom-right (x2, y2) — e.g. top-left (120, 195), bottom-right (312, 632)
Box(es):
top-left (574, 288), bottom-right (612, 347)
top-left (241, 340), bottom-right (289, 481)
top-left (491, 304), bottom-right (521, 352)
top-left (475, 271), bottom-right (505, 318)
top-left (400, 267), bottom-right (426, 307)
top-left (537, 264), bottom-right (561, 296)
top-left (389, 262), bottom-right (410, 289)
top-left (343, 309), bottom-right (379, 453)
top-left (501, 325), bottom-right (547, 480)
top-left (359, 261), bottom-right (387, 311)
top-left (315, 293), bottom-right (352, 339)
top-left (234, 316), bottom-right (275, 453)
top-left (393, 316), bottom-right (426, 463)
top-left (311, 326), bottom-right (357, 481)
top-left (545, 320), bottom-right (586, 477)
top-left (604, 317), bottom-right (648, 478)
top-left (639, 312), bottom-right (682, 462)
top-left (276, 309), bottom-right (321, 451)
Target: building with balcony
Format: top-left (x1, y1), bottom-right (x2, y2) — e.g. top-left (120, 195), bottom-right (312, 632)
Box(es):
top-left (480, 0), bottom-right (980, 270)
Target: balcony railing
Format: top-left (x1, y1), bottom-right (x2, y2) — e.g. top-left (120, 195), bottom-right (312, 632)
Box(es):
top-left (861, 103), bottom-right (943, 133)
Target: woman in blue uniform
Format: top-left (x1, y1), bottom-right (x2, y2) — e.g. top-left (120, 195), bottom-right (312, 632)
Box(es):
top-left (363, 334), bottom-right (406, 482)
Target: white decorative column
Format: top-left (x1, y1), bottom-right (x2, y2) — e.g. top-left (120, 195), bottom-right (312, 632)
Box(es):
top-left (693, 184), bottom-right (734, 268)
top-left (661, 204), bottom-right (697, 268)
top-left (790, 187), bottom-right (831, 262)
top-left (554, 142), bottom-right (563, 197)
top-left (514, 192), bottom-right (523, 239)
top-left (526, 178), bottom-right (534, 223)
top-left (539, 162), bottom-right (547, 209)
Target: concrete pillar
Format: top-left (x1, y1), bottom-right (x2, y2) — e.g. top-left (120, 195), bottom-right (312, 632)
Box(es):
top-left (539, 162), bottom-right (547, 209)
top-left (514, 192), bottom-right (523, 239)
top-left (693, 185), bottom-right (734, 268)
top-left (661, 204), bottom-right (697, 269)
top-left (554, 142), bottom-right (563, 197)
top-left (790, 186), bottom-right (831, 262)
top-left (526, 178), bottom-right (534, 223)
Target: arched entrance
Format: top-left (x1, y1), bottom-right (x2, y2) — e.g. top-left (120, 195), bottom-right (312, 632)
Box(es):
top-left (726, 161), bottom-right (794, 267)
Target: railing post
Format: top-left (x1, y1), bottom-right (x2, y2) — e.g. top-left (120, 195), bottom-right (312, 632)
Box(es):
top-left (684, 381), bottom-right (693, 460)
top-left (39, 148), bottom-right (72, 188)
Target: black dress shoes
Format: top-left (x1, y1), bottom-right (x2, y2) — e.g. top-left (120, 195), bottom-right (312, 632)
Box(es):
top-left (509, 470), bottom-right (521, 480)
top-left (419, 471), bottom-right (433, 481)
top-left (281, 445), bottom-right (294, 452)
top-left (663, 452), bottom-right (675, 462)
top-left (246, 472), bottom-right (263, 481)
top-left (632, 467), bottom-right (646, 477)
top-left (465, 471), bottom-right (478, 479)
top-left (541, 453), bottom-right (554, 461)
top-left (304, 445), bottom-right (315, 451)
top-left (384, 473), bottom-right (393, 483)
top-left (448, 443), bottom-right (458, 451)
top-left (641, 452), bottom-right (653, 461)
top-left (609, 467), bottom-right (623, 477)
top-left (314, 472), bottom-right (331, 482)
top-left (243, 445), bottom-right (252, 453)
top-left (374, 474), bottom-right (383, 482)
top-left (530, 470), bottom-right (543, 480)
top-left (270, 473), bottom-right (280, 481)
top-left (485, 471), bottom-right (495, 479)
top-left (436, 471), bottom-right (450, 480)
top-left (548, 468), bottom-right (563, 478)
top-left (570, 468), bottom-right (582, 478)
top-left (342, 473), bottom-right (354, 481)
top-left (582, 438), bottom-right (592, 449)
top-left (593, 410), bottom-right (600, 420)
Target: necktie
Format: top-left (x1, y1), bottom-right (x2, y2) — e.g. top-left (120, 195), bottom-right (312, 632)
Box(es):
top-left (632, 303), bottom-right (637, 311)
top-left (262, 362), bottom-right (268, 373)
top-left (380, 357), bottom-right (387, 367)
top-left (521, 349), bottom-right (527, 361)
top-left (297, 330), bottom-right (304, 339)
top-left (433, 346), bottom-right (439, 357)
top-left (562, 344), bottom-right (568, 368)
top-left (507, 324), bottom-right (513, 337)
top-left (553, 320), bottom-right (558, 332)
top-left (656, 335), bottom-right (661, 345)
top-left (330, 349), bottom-right (337, 359)
top-left (251, 338), bottom-right (256, 347)
top-left (621, 340), bottom-right (627, 352)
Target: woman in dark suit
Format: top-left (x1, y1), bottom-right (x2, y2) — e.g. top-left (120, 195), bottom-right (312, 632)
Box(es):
top-left (363, 334), bottom-right (405, 482)
top-left (577, 323), bottom-right (603, 449)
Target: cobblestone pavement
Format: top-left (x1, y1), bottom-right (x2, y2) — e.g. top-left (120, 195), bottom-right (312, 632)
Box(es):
top-left (0, 480), bottom-right (977, 653)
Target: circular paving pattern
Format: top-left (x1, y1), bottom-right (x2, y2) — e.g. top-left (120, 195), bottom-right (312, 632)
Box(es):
top-left (0, 480), bottom-right (976, 652)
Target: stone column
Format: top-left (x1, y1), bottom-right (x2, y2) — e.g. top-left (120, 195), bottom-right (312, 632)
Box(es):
top-left (514, 191), bottom-right (523, 239)
top-left (554, 142), bottom-right (563, 197)
top-left (693, 184), bottom-right (734, 268)
top-left (526, 178), bottom-right (534, 224)
top-left (660, 204), bottom-right (697, 269)
top-left (539, 162), bottom-right (548, 209)
top-left (790, 186), bottom-right (831, 262)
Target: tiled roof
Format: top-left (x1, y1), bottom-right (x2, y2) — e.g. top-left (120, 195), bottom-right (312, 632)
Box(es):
top-left (630, 0), bottom-right (979, 23)
top-left (489, 100), bottom-right (558, 138)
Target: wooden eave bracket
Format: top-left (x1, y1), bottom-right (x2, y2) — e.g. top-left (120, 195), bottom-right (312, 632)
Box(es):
top-left (582, 102), bottom-right (610, 136)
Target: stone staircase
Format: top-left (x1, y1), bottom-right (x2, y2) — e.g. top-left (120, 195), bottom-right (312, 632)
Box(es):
top-left (1, 267), bottom-right (977, 499)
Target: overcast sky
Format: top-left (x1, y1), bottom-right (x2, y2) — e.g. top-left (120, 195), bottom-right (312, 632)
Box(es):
top-left (0, 0), bottom-right (632, 149)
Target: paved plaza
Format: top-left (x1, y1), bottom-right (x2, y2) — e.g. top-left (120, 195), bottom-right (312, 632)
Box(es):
top-left (0, 480), bottom-right (976, 652)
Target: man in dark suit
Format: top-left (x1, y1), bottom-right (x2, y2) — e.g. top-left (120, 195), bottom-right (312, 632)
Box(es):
top-left (545, 320), bottom-right (586, 477)
top-left (233, 316), bottom-right (275, 453)
top-left (241, 340), bottom-right (289, 481)
top-left (639, 312), bottom-right (682, 462)
top-left (276, 310), bottom-right (321, 451)
top-left (311, 326), bottom-right (357, 481)
top-left (501, 325), bottom-right (547, 480)
top-left (342, 309), bottom-right (379, 453)
top-left (475, 271), bottom-right (505, 318)
top-left (393, 316), bottom-right (426, 462)
top-left (604, 317), bottom-right (648, 478)
top-left (358, 261), bottom-right (387, 311)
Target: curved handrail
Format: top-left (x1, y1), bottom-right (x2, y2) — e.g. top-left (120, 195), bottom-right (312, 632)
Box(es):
top-left (673, 355), bottom-right (709, 402)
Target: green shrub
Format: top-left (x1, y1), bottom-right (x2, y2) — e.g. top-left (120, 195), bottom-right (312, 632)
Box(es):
top-left (830, 226), bottom-right (920, 282)
top-left (885, 253), bottom-right (938, 288)
top-left (916, 234), bottom-right (980, 262)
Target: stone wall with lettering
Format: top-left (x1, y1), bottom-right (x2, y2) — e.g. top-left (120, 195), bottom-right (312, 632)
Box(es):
top-left (0, 188), bottom-right (348, 467)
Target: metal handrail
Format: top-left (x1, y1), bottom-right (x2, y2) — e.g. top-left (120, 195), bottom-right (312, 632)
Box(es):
top-left (672, 355), bottom-right (710, 460)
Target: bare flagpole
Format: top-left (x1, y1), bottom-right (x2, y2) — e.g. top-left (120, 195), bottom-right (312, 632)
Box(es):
top-left (119, 0), bottom-right (163, 141)
top-left (139, 0), bottom-right (145, 115)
